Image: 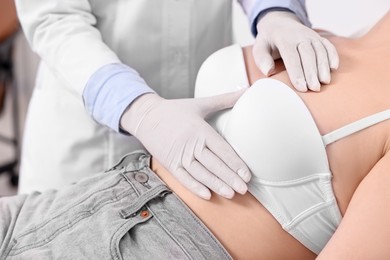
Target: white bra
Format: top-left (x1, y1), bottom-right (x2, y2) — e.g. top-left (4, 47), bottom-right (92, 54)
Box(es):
top-left (194, 44), bottom-right (390, 254)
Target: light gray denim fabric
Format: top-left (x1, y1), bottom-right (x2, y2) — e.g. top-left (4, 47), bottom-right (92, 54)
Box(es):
top-left (0, 151), bottom-right (231, 259)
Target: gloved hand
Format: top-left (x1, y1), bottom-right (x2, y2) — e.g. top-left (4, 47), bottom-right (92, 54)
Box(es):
top-left (253, 11), bottom-right (339, 92)
top-left (120, 91), bottom-right (251, 200)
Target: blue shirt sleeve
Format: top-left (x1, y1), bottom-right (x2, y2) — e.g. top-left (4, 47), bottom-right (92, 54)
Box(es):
top-left (83, 63), bottom-right (155, 132)
top-left (248, 0), bottom-right (311, 36)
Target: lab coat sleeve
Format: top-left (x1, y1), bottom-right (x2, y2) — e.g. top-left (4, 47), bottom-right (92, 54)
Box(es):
top-left (14, 0), bottom-right (123, 98)
top-left (237, 0), bottom-right (311, 35)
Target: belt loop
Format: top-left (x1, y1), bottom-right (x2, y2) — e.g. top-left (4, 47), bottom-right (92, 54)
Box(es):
top-left (106, 150), bottom-right (151, 173)
top-left (119, 184), bottom-right (171, 219)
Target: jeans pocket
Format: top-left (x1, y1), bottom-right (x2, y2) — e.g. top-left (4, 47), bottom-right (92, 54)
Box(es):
top-left (112, 204), bottom-right (192, 260)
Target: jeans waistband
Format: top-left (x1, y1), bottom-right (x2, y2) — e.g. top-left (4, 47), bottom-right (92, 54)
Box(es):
top-left (109, 150), bottom-right (232, 260)
top-left (5, 150), bottom-right (231, 259)
top-left (106, 149), bottom-right (152, 173)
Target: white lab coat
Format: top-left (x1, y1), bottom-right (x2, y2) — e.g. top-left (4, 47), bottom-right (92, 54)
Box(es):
top-left (16, 0), bottom-right (237, 193)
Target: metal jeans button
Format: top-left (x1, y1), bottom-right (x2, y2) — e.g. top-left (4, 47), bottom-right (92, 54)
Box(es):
top-left (134, 172), bottom-right (149, 183)
top-left (140, 210), bottom-right (150, 218)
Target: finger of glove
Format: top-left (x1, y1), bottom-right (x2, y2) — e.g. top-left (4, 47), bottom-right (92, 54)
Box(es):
top-left (205, 128), bottom-right (251, 183)
top-left (196, 147), bottom-right (248, 195)
top-left (279, 44), bottom-right (307, 92)
top-left (185, 160), bottom-right (235, 199)
top-left (321, 38), bottom-right (339, 70)
top-left (197, 89), bottom-right (246, 118)
top-left (253, 38), bottom-right (275, 76)
top-left (174, 167), bottom-right (212, 200)
top-left (297, 41), bottom-right (321, 91)
top-left (312, 40), bottom-right (331, 84)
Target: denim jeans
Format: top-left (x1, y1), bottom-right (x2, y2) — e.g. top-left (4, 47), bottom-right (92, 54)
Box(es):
top-left (0, 151), bottom-right (231, 259)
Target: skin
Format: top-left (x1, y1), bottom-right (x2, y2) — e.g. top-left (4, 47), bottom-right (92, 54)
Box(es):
top-left (0, 0), bottom-right (18, 116)
top-left (152, 12), bottom-right (390, 259)
top-left (0, 0), bottom-right (19, 42)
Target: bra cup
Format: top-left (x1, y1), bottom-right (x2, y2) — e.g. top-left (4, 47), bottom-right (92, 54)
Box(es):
top-left (194, 44), bottom-right (249, 134)
top-left (194, 48), bottom-right (342, 253)
top-left (206, 109), bottom-right (232, 137)
top-left (194, 44), bottom-right (249, 98)
top-left (223, 79), bottom-right (330, 182)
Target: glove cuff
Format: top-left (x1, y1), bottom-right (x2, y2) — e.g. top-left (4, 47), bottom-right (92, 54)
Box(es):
top-left (120, 93), bottom-right (162, 136)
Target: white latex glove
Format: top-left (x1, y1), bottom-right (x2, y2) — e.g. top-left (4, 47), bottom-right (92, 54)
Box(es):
top-left (120, 91), bottom-right (251, 200)
top-left (253, 11), bottom-right (339, 92)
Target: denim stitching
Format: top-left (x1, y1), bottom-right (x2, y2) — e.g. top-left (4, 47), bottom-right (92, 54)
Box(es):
top-left (16, 176), bottom-right (124, 237)
top-left (10, 188), bottom-right (133, 255)
top-left (121, 172), bottom-right (142, 197)
top-left (168, 193), bottom-right (232, 259)
top-left (147, 204), bottom-right (193, 260)
top-left (109, 214), bottom-right (152, 260)
top-left (119, 185), bottom-right (170, 218)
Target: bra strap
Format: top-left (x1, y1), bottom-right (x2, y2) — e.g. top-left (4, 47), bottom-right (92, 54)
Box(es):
top-left (322, 109), bottom-right (390, 146)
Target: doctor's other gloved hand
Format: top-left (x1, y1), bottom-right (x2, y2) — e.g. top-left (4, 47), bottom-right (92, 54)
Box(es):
top-left (253, 11), bottom-right (339, 92)
top-left (120, 91), bottom-right (251, 200)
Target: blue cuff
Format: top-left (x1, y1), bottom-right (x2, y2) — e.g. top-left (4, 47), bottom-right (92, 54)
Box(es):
top-left (83, 63), bottom-right (155, 132)
top-left (249, 0), bottom-right (311, 36)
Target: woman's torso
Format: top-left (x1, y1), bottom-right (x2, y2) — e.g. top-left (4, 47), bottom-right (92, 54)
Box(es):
top-left (152, 14), bottom-right (390, 260)
top-left (268, 33), bottom-right (390, 215)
